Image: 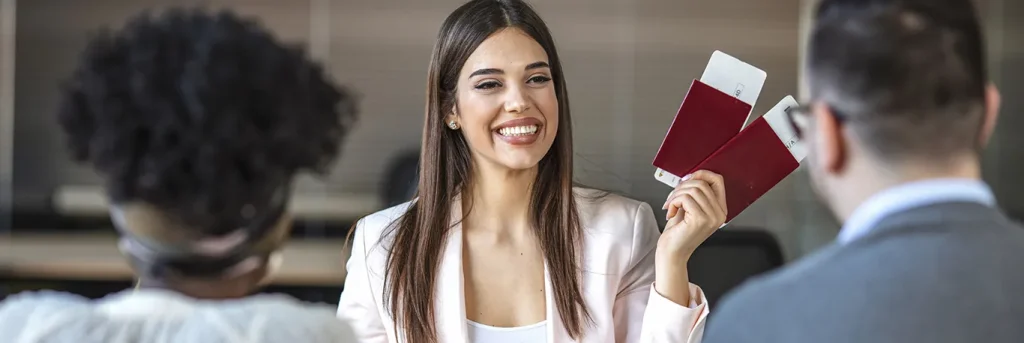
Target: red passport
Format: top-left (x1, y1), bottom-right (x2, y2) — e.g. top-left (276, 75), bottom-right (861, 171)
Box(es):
top-left (652, 79), bottom-right (751, 176)
top-left (653, 81), bottom-right (804, 223)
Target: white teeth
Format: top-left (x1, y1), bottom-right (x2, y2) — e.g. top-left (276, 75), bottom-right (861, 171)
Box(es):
top-left (498, 125), bottom-right (538, 137)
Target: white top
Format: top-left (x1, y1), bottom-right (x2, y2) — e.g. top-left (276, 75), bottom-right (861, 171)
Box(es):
top-left (0, 289), bottom-right (356, 343)
top-left (467, 320), bottom-right (547, 343)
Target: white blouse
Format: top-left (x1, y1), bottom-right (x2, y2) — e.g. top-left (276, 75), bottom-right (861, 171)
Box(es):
top-left (468, 320), bottom-right (547, 343)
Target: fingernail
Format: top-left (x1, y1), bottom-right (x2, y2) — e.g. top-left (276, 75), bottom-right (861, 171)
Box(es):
top-left (681, 174), bottom-right (692, 181)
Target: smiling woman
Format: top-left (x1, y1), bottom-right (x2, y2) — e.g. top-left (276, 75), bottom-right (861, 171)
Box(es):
top-left (336, 1), bottom-right (730, 342)
top-left (451, 30), bottom-right (559, 172)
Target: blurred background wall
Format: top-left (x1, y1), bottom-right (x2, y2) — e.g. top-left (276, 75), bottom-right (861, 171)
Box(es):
top-left (0, 0), bottom-right (1020, 261)
top-left (980, 0), bottom-right (1024, 224)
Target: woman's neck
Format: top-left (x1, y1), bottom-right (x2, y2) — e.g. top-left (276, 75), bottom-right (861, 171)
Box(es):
top-left (463, 163), bottom-right (537, 238)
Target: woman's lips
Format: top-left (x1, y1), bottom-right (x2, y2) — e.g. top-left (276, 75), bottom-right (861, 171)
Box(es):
top-left (493, 118), bottom-right (542, 146)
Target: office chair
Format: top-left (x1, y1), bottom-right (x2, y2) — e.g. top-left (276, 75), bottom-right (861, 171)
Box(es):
top-left (381, 150), bottom-right (420, 208)
top-left (687, 228), bottom-right (784, 309)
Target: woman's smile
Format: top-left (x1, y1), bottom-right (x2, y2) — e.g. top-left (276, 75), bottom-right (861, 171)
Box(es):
top-left (493, 117), bottom-right (543, 146)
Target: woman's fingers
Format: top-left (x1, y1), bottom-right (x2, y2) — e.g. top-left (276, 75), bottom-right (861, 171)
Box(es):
top-left (661, 170), bottom-right (728, 219)
top-left (662, 170), bottom-right (728, 230)
top-left (658, 171), bottom-right (730, 260)
top-left (663, 179), bottom-right (711, 208)
top-left (664, 184), bottom-right (715, 220)
top-left (688, 170), bottom-right (727, 212)
top-left (666, 192), bottom-right (706, 227)
top-left (664, 180), bottom-right (723, 218)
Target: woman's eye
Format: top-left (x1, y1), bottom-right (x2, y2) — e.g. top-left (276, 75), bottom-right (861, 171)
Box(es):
top-left (528, 75), bottom-right (552, 84)
top-left (475, 81), bottom-right (501, 90)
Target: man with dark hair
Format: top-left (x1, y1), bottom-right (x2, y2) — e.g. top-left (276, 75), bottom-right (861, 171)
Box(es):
top-left (704, 0), bottom-right (1024, 342)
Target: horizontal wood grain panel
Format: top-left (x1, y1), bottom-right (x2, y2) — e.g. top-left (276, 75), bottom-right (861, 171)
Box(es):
top-left (17, 0), bottom-right (313, 42)
top-left (5, 0), bottom-right (806, 242)
top-left (0, 233), bottom-right (349, 286)
top-left (327, 8), bottom-right (798, 55)
top-left (51, 185), bottom-right (380, 221)
top-left (327, 0), bottom-right (795, 23)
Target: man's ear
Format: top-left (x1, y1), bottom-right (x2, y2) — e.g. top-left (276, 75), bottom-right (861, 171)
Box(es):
top-left (979, 83), bottom-right (1002, 148)
top-left (812, 102), bottom-right (847, 175)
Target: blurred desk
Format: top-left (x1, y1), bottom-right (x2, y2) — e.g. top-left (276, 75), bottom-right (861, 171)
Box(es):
top-left (0, 233), bottom-right (349, 287)
top-left (52, 185), bottom-right (380, 221)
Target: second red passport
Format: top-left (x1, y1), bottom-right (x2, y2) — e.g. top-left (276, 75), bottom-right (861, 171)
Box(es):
top-left (689, 116), bottom-right (801, 222)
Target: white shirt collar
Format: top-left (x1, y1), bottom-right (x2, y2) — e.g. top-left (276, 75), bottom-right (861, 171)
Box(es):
top-left (837, 178), bottom-right (996, 244)
top-left (96, 289), bottom-right (198, 319)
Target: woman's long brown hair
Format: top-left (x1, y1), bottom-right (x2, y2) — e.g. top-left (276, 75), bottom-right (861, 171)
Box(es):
top-left (381, 0), bottom-right (591, 342)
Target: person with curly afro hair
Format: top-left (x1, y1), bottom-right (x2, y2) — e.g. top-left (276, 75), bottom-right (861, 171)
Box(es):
top-left (0, 7), bottom-right (358, 343)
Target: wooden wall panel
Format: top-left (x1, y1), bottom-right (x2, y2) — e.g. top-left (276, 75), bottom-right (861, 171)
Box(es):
top-left (11, 0), bottom-right (313, 206)
top-left (9, 0), bottom-right (816, 257)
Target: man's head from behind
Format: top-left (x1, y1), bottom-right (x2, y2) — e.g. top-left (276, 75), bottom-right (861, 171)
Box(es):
top-left (800, 0), bottom-right (1001, 220)
top-left (57, 8), bottom-right (358, 298)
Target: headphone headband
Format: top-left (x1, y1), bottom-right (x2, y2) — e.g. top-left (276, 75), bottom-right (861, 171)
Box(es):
top-left (109, 186), bottom-right (293, 279)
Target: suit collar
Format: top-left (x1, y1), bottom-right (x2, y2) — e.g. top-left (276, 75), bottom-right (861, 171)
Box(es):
top-left (838, 178), bottom-right (995, 244)
top-left (855, 201), bottom-right (1007, 243)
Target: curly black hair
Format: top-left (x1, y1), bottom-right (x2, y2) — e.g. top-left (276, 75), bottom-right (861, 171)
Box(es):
top-left (57, 8), bottom-right (357, 236)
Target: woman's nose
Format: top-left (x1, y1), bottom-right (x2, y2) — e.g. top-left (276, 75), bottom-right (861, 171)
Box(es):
top-left (503, 87), bottom-right (531, 113)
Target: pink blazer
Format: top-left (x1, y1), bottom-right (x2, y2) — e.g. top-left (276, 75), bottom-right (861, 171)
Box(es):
top-left (337, 188), bottom-right (708, 342)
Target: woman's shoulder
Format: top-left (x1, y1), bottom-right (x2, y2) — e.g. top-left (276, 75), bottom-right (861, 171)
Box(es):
top-left (573, 187), bottom-right (655, 226)
top-left (572, 187), bottom-right (661, 272)
top-left (353, 201), bottom-right (412, 244)
top-left (573, 187), bottom-right (659, 243)
top-left (353, 191), bottom-right (660, 251)
top-left (361, 201), bottom-right (412, 226)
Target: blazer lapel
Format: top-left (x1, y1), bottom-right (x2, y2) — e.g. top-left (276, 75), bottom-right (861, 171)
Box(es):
top-left (433, 196), bottom-right (575, 342)
top-left (546, 263), bottom-right (573, 342)
top-left (435, 196), bottom-right (468, 342)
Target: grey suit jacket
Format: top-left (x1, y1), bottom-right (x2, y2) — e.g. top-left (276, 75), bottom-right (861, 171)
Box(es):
top-left (704, 202), bottom-right (1024, 343)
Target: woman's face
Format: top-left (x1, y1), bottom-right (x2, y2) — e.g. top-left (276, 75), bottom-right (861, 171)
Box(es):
top-left (449, 28), bottom-right (558, 172)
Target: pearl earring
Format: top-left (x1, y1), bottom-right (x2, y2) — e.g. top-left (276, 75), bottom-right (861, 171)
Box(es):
top-left (448, 120), bottom-right (459, 130)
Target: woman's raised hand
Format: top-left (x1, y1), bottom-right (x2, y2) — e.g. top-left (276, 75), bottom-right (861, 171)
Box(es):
top-left (659, 170), bottom-right (728, 259)
top-left (653, 170), bottom-right (727, 305)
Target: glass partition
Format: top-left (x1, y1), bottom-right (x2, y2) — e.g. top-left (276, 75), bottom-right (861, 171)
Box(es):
top-left (0, 0), bottom-right (16, 298)
top-left (983, 0), bottom-right (1024, 220)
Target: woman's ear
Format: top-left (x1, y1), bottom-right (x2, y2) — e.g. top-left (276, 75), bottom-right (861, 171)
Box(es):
top-left (445, 113), bottom-right (460, 130)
